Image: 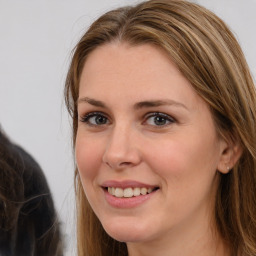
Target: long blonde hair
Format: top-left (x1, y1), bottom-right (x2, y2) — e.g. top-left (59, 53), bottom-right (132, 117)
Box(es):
top-left (65, 1), bottom-right (256, 255)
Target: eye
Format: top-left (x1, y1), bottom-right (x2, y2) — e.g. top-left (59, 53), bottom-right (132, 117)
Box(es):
top-left (144, 112), bottom-right (175, 126)
top-left (80, 112), bottom-right (109, 126)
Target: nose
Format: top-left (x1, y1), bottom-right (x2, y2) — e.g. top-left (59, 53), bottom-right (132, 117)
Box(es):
top-left (102, 124), bottom-right (142, 170)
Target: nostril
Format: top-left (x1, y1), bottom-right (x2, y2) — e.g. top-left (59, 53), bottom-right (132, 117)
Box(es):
top-left (102, 136), bottom-right (142, 169)
top-left (120, 161), bottom-right (132, 166)
top-left (104, 160), bottom-right (135, 169)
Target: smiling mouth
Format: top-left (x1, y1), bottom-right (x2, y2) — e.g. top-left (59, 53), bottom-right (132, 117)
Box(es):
top-left (105, 187), bottom-right (159, 198)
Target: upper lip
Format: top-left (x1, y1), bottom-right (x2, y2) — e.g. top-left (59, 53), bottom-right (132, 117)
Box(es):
top-left (101, 180), bottom-right (158, 189)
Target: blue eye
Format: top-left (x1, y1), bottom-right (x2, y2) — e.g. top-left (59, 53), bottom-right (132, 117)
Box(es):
top-left (145, 113), bottom-right (175, 126)
top-left (81, 112), bottom-right (109, 126)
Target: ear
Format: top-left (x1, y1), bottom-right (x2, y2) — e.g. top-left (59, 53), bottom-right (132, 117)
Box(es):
top-left (217, 138), bottom-right (243, 174)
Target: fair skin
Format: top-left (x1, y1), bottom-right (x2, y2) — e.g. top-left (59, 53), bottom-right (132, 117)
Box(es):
top-left (76, 42), bottom-right (232, 256)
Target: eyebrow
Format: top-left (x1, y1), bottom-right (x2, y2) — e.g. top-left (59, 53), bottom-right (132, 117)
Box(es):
top-left (134, 100), bottom-right (188, 110)
top-left (77, 97), bottom-right (107, 108)
top-left (78, 97), bottom-right (188, 111)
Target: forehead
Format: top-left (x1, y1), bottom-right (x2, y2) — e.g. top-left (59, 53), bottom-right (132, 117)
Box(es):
top-left (79, 42), bottom-right (203, 110)
top-left (80, 42), bottom-right (176, 85)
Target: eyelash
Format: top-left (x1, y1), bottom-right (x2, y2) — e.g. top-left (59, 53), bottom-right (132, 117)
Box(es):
top-left (79, 111), bottom-right (175, 127)
top-left (143, 112), bottom-right (175, 127)
top-left (80, 112), bottom-right (109, 126)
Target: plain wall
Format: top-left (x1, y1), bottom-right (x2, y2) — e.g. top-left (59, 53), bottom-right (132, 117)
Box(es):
top-left (0, 0), bottom-right (255, 254)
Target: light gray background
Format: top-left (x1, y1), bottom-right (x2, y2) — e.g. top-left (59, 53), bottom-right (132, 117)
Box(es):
top-left (0, 0), bottom-right (255, 255)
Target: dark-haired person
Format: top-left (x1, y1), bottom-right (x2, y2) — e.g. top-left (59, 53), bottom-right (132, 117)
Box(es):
top-left (0, 129), bottom-right (63, 256)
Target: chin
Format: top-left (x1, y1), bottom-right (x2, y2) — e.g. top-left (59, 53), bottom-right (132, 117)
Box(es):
top-left (101, 217), bottom-right (153, 243)
top-left (106, 229), bottom-right (146, 243)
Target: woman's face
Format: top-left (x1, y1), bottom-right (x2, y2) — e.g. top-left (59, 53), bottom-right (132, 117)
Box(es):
top-left (76, 43), bottom-right (227, 245)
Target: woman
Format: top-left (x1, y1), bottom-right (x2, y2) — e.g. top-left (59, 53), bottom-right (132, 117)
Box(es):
top-left (0, 129), bottom-right (63, 256)
top-left (65, 0), bottom-right (256, 255)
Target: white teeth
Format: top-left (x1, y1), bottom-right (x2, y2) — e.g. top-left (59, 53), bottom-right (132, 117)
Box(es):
top-left (115, 188), bottom-right (124, 197)
top-left (133, 187), bottom-right (141, 196)
top-left (124, 188), bottom-right (133, 197)
top-left (147, 188), bottom-right (153, 193)
top-left (141, 187), bottom-right (147, 195)
top-left (107, 187), bottom-right (156, 198)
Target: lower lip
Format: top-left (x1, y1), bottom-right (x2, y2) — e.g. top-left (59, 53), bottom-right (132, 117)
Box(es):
top-left (103, 189), bottom-right (157, 208)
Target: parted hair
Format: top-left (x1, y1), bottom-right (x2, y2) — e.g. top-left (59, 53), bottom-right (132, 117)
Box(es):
top-left (65, 1), bottom-right (256, 255)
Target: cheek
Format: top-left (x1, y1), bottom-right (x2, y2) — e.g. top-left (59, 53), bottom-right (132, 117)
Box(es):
top-left (144, 135), bottom-right (220, 221)
top-left (144, 132), bottom-right (220, 187)
top-left (75, 135), bottom-right (104, 181)
top-left (144, 138), bottom-right (196, 175)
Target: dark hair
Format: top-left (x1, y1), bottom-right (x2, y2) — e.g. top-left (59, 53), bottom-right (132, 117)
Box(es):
top-left (0, 128), bottom-right (63, 256)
